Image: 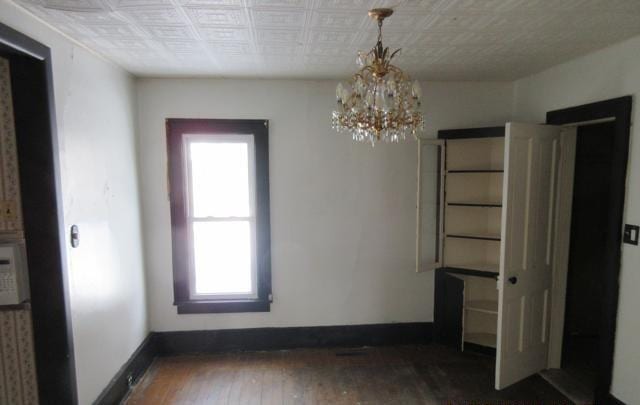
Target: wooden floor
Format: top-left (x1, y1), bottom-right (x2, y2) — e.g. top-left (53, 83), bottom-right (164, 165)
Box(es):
top-left (125, 345), bottom-right (571, 405)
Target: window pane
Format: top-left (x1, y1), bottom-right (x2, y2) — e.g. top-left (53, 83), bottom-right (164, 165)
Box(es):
top-left (192, 221), bottom-right (252, 295)
top-left (190, 141), bottom-right (250, 217)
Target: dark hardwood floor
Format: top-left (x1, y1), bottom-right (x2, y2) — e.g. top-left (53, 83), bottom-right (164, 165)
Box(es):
top-left (125, 345), bottom-right (571, 404)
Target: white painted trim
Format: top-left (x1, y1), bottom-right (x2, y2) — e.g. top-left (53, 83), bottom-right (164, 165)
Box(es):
top-left (415, 138), bottom-right (445, 273)
top-left (558, 117), bottom-right (615, 127)
top-left (547, 127), bottom-right (577, 369)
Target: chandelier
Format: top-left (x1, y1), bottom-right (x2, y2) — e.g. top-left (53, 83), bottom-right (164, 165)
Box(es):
top-left (332, 8), bottom-right (424, 145)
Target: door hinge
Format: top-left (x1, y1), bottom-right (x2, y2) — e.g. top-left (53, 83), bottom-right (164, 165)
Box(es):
top-left (268, 293), bottom-right (273, 302)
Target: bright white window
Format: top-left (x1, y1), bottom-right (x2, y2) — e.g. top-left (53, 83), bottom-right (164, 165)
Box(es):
top-left (184, 134), bottom-right (257, 299)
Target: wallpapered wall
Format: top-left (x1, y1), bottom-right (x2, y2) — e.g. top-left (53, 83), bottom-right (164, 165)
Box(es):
top-left (0, 57), bottom-right (39, 405)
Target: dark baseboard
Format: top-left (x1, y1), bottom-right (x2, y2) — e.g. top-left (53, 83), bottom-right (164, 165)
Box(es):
top-left (604, 393), bottom-right (626, 405)
top-left (93, 322), bottom-right (432, 404)
top-left (94, 333), bottom-right (158, 405)
top-left (155, 322), bottom-right (432, 355)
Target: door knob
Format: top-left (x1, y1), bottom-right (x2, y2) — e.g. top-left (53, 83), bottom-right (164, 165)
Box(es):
top-left (508, 276), bottom-right (518, 285)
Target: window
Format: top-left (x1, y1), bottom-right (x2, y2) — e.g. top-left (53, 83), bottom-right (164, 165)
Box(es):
top-left (167, 119), bottom-right (271, 314)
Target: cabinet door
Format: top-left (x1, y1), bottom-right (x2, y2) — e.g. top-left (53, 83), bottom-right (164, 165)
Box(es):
top-left (416, 139), bottom-right (445, 272)
top-left (434, 269), bottom-right (464, 349)
top-left (495, 123), bottom-right (562, 389)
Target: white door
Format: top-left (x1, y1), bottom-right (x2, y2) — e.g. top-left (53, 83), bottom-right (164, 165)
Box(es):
top-left (416, 139), bottom-right (445, 272)
top-left (495, 123), bottom-right (562, 389)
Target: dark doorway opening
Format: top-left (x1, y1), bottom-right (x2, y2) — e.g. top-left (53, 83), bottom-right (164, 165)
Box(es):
top-left (547, 96), bottom-right (632, 405)
top-left (0, 23), bottom-right (77, 403)
top-left (561, 120), bottom-right (616, 401)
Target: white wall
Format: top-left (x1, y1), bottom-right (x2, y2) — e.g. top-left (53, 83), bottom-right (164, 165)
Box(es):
top-left (0, 2), bottom-right (148, 404)
top-left (512, 34), bottom-right (640, 403)
top-left (136, 78), bottom-right (513, 332)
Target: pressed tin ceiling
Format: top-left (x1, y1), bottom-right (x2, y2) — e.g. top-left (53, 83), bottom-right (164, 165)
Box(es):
top-left (11, 0), bottom-right (640, 80)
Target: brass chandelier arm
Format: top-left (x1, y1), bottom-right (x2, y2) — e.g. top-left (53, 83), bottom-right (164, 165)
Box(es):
top-left (354, 66), bottom-right (375, 78)
top-left (386, 65), bottom-right (405, 75)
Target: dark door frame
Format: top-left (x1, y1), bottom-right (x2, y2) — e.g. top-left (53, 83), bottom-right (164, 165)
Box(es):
top-left (546, 96), bottom-right (632, 404)
top-left (0, 23), bottom-right (77, 404)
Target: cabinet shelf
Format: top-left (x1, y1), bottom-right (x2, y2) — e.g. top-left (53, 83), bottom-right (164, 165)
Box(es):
top-left (465, 300), bottom-right (498, 315)
top-left (446, 233), bottom-right (501, 242)
top-left (447, 169), bottom-right (504, 174)
top-left (464, 332), bottom-right (497, 348)
top-left (447, 202), bottom-right (502, 208)
top-left (444, 263), bottom-right (499, 277)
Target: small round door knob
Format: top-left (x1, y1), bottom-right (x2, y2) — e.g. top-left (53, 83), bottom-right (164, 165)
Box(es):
top-left (508, 276), bottom-right (518, 284)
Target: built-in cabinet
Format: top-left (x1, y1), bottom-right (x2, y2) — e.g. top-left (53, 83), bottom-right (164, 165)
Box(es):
top-left (418, 123), bottom-right (569, 389)
top-left (422, 127), bottom-right (504, 354)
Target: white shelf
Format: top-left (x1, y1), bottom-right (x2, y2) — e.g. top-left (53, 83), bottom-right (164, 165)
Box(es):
top-left (447, 201), bottom-right (503, 208)
top-left (446, 232), bottom-right (501, 241)
top-left (464, 332), bottom-right (497, 348)
top-left (446, 262), bottom-right (499, 274)
top-left (465, 300), bottom-right (498, 315)
top-left (446, 169), bottom-right (504, 174)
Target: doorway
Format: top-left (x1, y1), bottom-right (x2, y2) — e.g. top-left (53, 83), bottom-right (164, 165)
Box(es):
top-left (544, 97), bottom-right (632, 405)
top-left (0, 23), bottom-right (77, 403)
top-left (561, 121), bottom-right (616, 402)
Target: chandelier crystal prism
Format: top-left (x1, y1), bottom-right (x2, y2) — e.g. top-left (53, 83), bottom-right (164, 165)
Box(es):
top-left (332, 8), bottom-right (424, 145)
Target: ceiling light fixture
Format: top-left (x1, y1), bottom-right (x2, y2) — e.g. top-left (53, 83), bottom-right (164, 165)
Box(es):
top-left (332, 8), bottom-right (423, 145)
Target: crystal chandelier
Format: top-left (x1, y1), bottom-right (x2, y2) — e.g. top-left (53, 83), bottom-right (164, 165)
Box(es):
top-left (332, 8), bottom-right (424, 145)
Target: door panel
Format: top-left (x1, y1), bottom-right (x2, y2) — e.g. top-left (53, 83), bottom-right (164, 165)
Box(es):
top-left (548, 128), bottom-right (576, 369)
top-left (416, 139), bottom-right (445, 272)
top-left (496, 123), bottom-right (561, 389)
top-left (434, 268), bottom-right (464, 349)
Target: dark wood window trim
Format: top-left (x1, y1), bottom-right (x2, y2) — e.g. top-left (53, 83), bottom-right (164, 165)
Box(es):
top-left (166, 118), bottom-right (271, 314)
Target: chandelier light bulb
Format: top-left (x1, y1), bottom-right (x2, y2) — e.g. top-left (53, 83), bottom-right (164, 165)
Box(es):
top-left (375, 88), bottom-right (385, 111)
top-left (365, 90), bottom-right (374, 109)
top-left (331, 8), bottom-right (424, 145)
top-left (356, 52), bottom-right (367, 67)
top-left (355, 77), bottom-right (365, 95)
top-left (412, 80), bottom-right (422, 100)
top-left (336, 82), bottom-right (344, 103)
top-left (387, 79), bottom-right (397, 96)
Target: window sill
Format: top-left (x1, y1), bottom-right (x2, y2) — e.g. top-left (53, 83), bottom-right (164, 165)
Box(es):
top-left (175, 299), bottom-right (271, 314)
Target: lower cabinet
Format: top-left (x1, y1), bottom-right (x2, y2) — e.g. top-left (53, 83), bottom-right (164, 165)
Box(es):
top-left (434, 268), bottom-right (498, 356)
